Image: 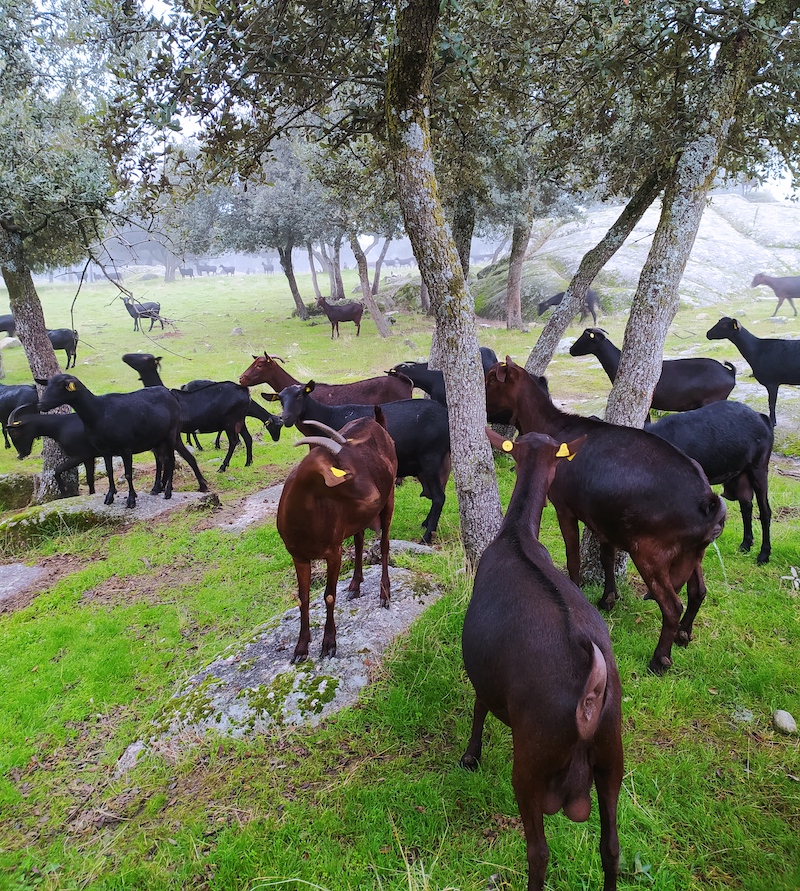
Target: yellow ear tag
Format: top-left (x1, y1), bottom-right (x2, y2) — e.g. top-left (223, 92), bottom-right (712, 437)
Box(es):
top-left (556, 442), bottom-right (575, 461)
top-left (733, 320), bottom-right (739, 330)
top-left (66, 381), bottom-right (77, 392)
top-left (330, 466), bottom-right (347, 478)
top-left (589, 331), bottom-right (595, 338)
top-left (502, 440), bottom-right (513, 452)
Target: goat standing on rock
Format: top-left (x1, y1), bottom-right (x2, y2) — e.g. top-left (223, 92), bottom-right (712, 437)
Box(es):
top-left (277, 413), bottom-right (397, 663)
top-left (461, 428), bottom-right (622, 891)
top-left (37, 374), bottom-right (208, 508)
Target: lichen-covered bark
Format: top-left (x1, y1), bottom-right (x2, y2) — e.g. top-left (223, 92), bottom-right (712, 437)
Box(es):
top-left (278, 243), bottom-right (308, 319)
top-left (306, 243), bottom-right (322, 300)
top-left (606, 25), bottom-right (772, 429)
top-left (506, 217), bottom-right (531, 331)
top-left (349, 231), bottom-right (390, 337)
top-left (386, 0), bottom-right (502, 565)
top-left (371, 237), bottom-right (392, 295)
top-left (526, 166), bottom-right (668, 376)
top-left (0, 227), bottom-right (78, 501)
top-left (451, 189), bottom-right (476, 280)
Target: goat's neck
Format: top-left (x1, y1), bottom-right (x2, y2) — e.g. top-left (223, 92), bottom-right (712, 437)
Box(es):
top-left (594, 340), bottom-right (621, 381)
top-left (138, 370), bottom-right (165, 387)
top-left (513, 380), bottom-right (565, 437)
top-left (728, 325), bottom-right (761, 363)
top-left (502, 461), bottom-right (553, 539)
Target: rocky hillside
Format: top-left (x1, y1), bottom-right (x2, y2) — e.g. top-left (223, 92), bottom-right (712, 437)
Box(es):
top-left (472, 191), bottom-right (800, 318)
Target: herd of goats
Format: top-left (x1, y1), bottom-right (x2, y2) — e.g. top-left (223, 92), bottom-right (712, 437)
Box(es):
top-left (2, 271), bottom-right (800, 889)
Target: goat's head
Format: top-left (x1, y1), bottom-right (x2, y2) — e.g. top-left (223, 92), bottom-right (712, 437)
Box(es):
top-left (37, 373), bottom-right (82, 412)
top-left (569, 328), bottom-right (607, 356)
top-left (706, 317), bottom-right (739, 340)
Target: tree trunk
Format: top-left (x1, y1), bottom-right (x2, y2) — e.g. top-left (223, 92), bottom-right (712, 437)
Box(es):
top-left (525, 166), bottom-right (668, 377)
top-left (451, 189), bottom-right (476, 280)
top-left (278, 242), bottom-right (308, 320)
top-left (307, 242), bottom-right (322, 300)
top-left (371, 236), bottom-right (392, 295)
top-left (331, 235), bottom-right (345, 300)
top-left (163, 254), bottom-right (178, 283)
top-left (349, 231), bottom-right (391, 338)
top-left (506, 217), bottom-right (531, 331)
top-left (0, 227), bottom-right (79, 501)
top-left (387, 0), bottom-right (502, 566)
top-left (420, 279), bottom-right (430, 314)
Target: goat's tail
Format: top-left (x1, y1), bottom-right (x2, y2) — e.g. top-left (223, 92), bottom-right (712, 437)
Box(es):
top-left (724, 361), bottom-right (737, 377)
top-left (576, 642), bottom-right (607, 741)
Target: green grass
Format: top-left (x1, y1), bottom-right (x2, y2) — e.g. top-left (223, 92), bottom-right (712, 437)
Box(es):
top-left (0, 271), bottom-right (799, 890)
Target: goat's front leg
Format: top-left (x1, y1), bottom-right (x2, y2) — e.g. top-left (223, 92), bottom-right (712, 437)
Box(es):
top-left (597, 542), bottom-right (619, 611)
top-left (676, 562), bottom-right (707, 647)
top-left (291, 559), bottom-right (312, 664)
top-left (347, 530), bottom-right (365, 600)
top-left (639, 570), bottom-right (682, 675)
top-left (378, 496), bottom-right (394, 608)
top-left (103, 456), bottom-right (117, 505)
top-left (556, 508), bottom-right (581, 585)
top-left (122, 454), bottom-right (137, 508)
top-left (320, 549), bottom-right (342, 659)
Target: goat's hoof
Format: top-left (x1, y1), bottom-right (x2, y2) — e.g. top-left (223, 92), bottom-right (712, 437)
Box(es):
top-left (675, 629), bottom-right (693, 647)
top-left (739, 542), bottom-right (753, 553)
top-left (346, 589), bottom-right (362, 600)
top-left (459, 753), bottom-right (480, 771)
top-left (648, 655), bottom-right (672, 675)
top-left (291, 651), bottom-right (308, 665)
top-left (380, 598), bottom-right (390, 610)
top-left (597, 597), bottom-right (614, 612)
top-left (756, 552), bottom-right (770, 565)
top-left (103, 495), bottom-right (114, 505)
top-left (320, 643), bottom-right (336, 659)
top-left (198, 482), bottom-right (209, 492)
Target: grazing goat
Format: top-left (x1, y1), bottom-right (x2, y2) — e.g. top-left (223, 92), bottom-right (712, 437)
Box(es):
top-left (37, 374), bottom-right (207, 508)
top-left (7, 404), bottom-right (98, 495)
top-left (196, 263), bottom-right (217, 276)
top-left (277, 413), bottom-right (397, 663)
top-left (538, 290), bottom-right (600, 325)
top-left (485, 357), bottom-right (726, 674)
top-left (268, 382), bottom-right (451, 544)
top-left (239, 353), bottom-right (413, 404)
top-left (178, 267), bottom-right (194, 279)
top-left (218, 265), bottom-right (235, 275)
top-left (123, 296), bottom-right (164, 332)
top-left (0, 313), bottom-right (16, 337)
top-left (317, 296), bottom-right (364, 338)
top-left (570, 327), bottom-right (736, 412)
top-left (47, 328), bottom-right (79, 370)
top-left (0, 383), bottom-right (38, 447)
top-left (122, 353), bottom-right (258, 474)
top-left (646, 401), bottom-right (773, 564)
top-left (707, 316), bottom-right (800, 426)
top-left (462, 427), bottom-right (622, 891)
top-left (751, 273), bottom-right (800, 317)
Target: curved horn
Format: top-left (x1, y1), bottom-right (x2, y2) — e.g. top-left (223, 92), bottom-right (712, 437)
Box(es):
top-left (303, 419), bottom-right (347, 444)
top-left (295, 436), bottom-right (343, 454)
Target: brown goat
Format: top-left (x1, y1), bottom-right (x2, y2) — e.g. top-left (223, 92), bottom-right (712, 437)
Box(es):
top-left (277, 412), bottom-right (397, 663)
top-left (462, 427), bottom-right (622, 891)
top-left (485, 357), bottom-right (726, 674)
top-left (239, 353), bottom-right (413, 404)
top-left (317, 296), bottom-right (364, 337)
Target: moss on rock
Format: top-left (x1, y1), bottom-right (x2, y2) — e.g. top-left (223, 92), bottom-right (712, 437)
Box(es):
top-left (0, 473), bottom-right (35, 511)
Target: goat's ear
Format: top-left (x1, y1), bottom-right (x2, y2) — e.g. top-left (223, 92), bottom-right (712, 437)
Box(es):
top-left (261, 392), bottom-right (281, 403)
top-left (322, 464), bottom-right (352, 487)
top-left (34, 377), bottom-right (49, 386)
top-left (485, 426), bottom-right (514, 454)
top-left (495, 363), bottom-right (507, 383)
top-left (304, 380), bottom-right (316, 393)
top-left (556, 434), bottom-right (587, 462)
top-left (65, 380), bottom-right (77, 392)
top-left (733, 319), bottom-right (739, 330)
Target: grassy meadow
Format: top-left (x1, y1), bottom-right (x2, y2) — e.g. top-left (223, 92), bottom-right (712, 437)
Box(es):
top-left (0, 269), bottom-right (798, 890)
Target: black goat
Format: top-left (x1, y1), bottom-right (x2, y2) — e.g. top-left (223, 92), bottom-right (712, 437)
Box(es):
top-left (7, 403), bottom-right (98, 495)
top-left (123, 296), bottom-right (164, 332)
top-left (196, 263), bottom-right (217, 276)
top-left (462, 428), bottom-right (622, 891)
top-left (37, 374), bottom-right (208, 508)
top-left (538, 290), bottom-right (600, 325)
top-left (751, 273), bottom-right (800, 317)
top-left (707, 316), bottom-right (800, 426)
top-left (266, 382), bottom-right (451, 544)
top-left (178, 267), bottom-right (194, 279)
top-left (0, 383), bottom-right (38, 447)
top-left (391, 347), bottom-right (500, 406)
top-left (317, 296), bottom-right (364, 338)
top-left (47, 328), bottom-right (79, 370)
top-left (646, 401), bottom-right (773, 564)
top-left (570, 327), bottom-right (736, 412)
top-left (122, 353), bottom-right (275, 473)
top-left (0, 314), bottom-right (16, 337)
top-left (218, 265), bottom-right (235, 275)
